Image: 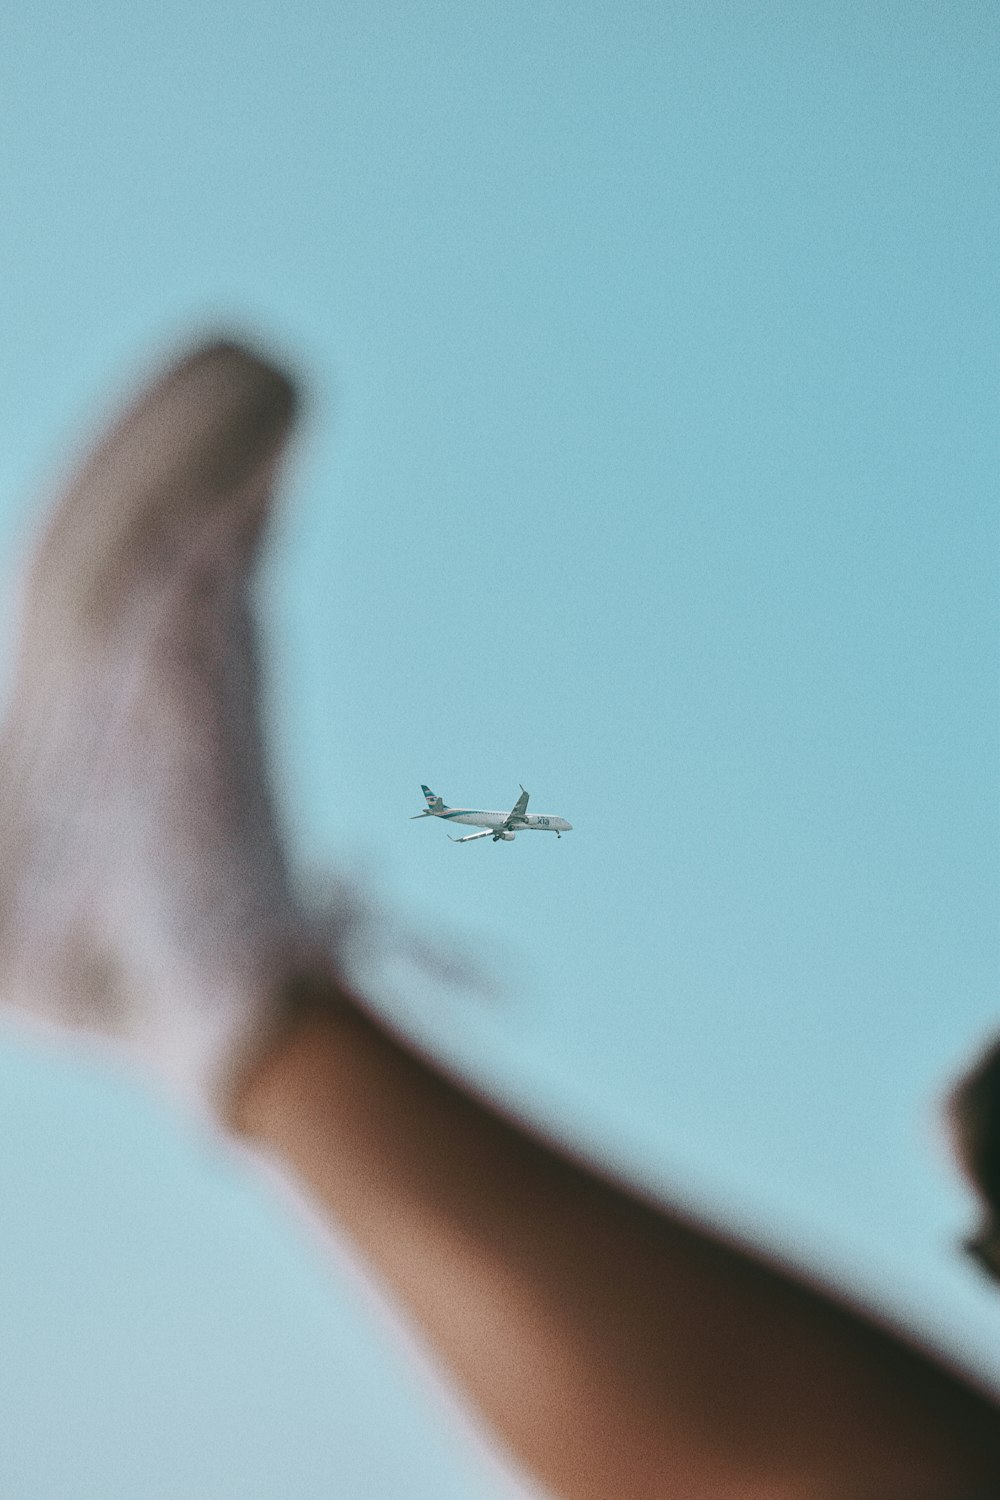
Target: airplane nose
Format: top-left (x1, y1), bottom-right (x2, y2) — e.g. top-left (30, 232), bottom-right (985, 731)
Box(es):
top-left (564, 821), bottom-right (573, 831)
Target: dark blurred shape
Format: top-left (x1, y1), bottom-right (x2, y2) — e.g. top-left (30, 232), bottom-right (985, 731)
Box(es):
top-left (948, 1037), bottom-right (1000, 1281)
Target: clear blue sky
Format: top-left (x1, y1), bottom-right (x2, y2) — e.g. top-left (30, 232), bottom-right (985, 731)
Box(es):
top-left (0, 4), bottom-right (997, 1496)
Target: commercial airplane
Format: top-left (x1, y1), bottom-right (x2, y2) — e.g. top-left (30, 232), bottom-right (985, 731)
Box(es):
top-left (412, 785), bottom-right (573, 843)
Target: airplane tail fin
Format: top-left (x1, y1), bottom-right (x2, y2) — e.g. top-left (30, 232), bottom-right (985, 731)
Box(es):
top-left (421, 784), bottom-right (447, 812)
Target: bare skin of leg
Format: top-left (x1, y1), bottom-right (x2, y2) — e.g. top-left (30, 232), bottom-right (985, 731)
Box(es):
top-left (233, 990), bottom-right (1000, 1500)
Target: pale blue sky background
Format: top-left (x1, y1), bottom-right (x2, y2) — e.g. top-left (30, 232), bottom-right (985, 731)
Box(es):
top-left (0, 4), bottom-right (997, 1495)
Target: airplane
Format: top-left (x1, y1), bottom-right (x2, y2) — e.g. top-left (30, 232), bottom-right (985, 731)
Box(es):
top-left (412, 785), bottom-right (573, 843)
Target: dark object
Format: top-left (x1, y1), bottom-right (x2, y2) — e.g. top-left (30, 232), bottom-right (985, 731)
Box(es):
top-left (948, 1037), bottom-right (1000, 1281)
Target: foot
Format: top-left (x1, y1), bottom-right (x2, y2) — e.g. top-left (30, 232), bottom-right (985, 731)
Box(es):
top-left (0, 340), bottom-right (311, 1108)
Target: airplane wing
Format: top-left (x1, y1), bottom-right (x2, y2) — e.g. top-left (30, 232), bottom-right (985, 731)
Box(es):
top-left (505, 785), bottom-right (529, 824)
top-left (448, 828), bottom-right (494, 843)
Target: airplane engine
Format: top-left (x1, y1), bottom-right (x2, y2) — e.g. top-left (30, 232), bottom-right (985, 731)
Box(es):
top-left (497, 830), bottom-right (515, 841)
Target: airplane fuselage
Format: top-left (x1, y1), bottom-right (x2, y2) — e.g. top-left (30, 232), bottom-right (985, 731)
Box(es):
top-left (432, 810), bottom-right (572, 833)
